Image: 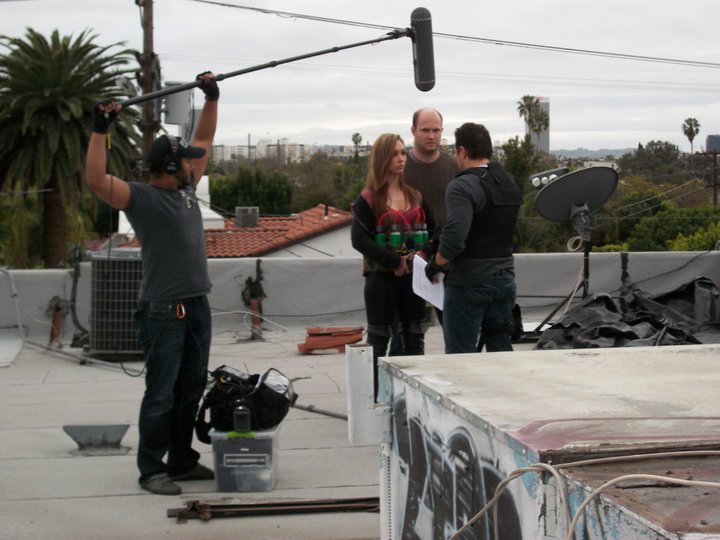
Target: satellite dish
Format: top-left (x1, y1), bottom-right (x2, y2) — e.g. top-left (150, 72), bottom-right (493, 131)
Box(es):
top-left (530, 166), bottom-right (619, 334)
top-left (535, 166), bottom-right (618, 223)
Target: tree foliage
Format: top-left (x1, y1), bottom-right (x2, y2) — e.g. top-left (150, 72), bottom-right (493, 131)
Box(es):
top-left (499, 134), bottom-right (541, 193)
top-left (670, 220), bottom-right (720, 251)
top-left (0, 28), bottom-right (140, 267)
top-left (287, 154), bottom-right (365, 212)
top-left (517, 95), bottom-right (548, 151)
top-left (617, 140), bottom-right (682, 178)
top-left (626, 206), bottom-right (720, 251)
top-left (210, 166), bottom-right (293, 217)
top-left (681, 117), bottom-right (700, 154)
top-left (351, 132), bottom-right (362, 161)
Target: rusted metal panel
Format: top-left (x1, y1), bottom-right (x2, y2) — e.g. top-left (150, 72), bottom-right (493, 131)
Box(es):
top-left (512, 417), bottom-right (720, 464)
top-left (564, 456), bottom-right (720, 535)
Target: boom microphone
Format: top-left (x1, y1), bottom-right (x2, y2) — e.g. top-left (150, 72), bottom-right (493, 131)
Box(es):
top-left (120, 10), bottom-right (433, 107)
top-left (410, 7), bottom-right (435, 92)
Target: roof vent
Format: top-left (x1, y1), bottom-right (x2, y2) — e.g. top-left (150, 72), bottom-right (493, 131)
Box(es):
top-left (235, 206), bottom-right (259, 228)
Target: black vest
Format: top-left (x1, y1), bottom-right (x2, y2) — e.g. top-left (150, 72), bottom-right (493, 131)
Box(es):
top-left (462, 164), bottom-right (522, 259)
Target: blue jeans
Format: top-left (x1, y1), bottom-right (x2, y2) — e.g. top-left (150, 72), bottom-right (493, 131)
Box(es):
top-left (443, 272), bottom-right (516, 354)
top-left (133, 295), bottom-right (211, 482)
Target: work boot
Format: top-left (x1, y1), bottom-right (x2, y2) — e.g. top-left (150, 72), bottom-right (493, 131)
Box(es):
top-left (140, 472), bottom-right (181, 495)
top-left (403, 321), bottom-right (428, 355)
top-left (403, 332), bottom-right (425, 355)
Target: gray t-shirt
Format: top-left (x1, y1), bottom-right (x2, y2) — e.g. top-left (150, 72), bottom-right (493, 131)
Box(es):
top-left (404, 150), bottom-right (459, 229)
top-left (125, 182), bottom-right (212, 302)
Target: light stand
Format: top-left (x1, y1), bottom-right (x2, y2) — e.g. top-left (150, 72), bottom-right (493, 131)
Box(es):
top-left (570, 202), bottom-right (594, 298)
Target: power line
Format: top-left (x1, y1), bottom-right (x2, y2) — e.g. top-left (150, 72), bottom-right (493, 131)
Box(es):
top-left (613, 178), bottom-right (703, 212)
top-left (439, 32), bottom-right (720, 70)
top-left (161, 52), bottom-right (720, 94)
top-left (188, 0), bottom-right (720, 70)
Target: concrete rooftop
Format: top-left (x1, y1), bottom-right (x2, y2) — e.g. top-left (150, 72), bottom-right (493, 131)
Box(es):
top-left (1, 321), bottom-right (431, 540)
top-left (4, 299), bottom-right (536, 540)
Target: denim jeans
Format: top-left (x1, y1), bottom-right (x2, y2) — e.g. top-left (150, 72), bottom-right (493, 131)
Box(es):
top-left (133, 295), bottom-right (211, 482)
top-left (443, 271), bottom-right (516, 354)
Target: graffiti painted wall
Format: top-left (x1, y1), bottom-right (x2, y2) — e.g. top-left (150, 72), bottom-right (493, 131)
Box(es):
top-left (388, 380), bottom-right (547, 540)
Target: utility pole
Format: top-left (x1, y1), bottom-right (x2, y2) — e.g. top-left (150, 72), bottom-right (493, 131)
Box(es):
top-left (698, 151), bottom-right (718, 207)
top-left (136, 0), bottom-right (160, 181)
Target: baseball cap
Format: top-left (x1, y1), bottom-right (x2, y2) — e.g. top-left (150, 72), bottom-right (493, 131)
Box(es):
top-left (146, 135), bottom-right (206, 172)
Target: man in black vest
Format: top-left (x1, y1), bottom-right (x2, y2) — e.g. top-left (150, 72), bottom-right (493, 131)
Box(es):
top-left (425, 122), bottom-right (522, 353)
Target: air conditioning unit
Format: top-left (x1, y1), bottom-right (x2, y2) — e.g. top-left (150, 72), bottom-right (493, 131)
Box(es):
top-left (235, 206), bottom-right (259, 228)
top-left (89, 249), bottom-right (143, 359)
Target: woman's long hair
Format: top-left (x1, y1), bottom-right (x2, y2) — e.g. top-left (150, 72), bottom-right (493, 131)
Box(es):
top-left (365, 133), bottom-right (420, 218)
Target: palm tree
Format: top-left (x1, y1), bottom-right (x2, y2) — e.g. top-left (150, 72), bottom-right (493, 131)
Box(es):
top-left (517, 95), bottom-right (537, 125)
top-left (351, 132), bottom-right (362, 160)
top-left (0, 29), bottom-right (141, 267)
top-left (530, 108), bottom-right (549, 150)
top-left (517, 95), bottom-right (548, 152)
top-left (681, 117), bottom-right (700, 155)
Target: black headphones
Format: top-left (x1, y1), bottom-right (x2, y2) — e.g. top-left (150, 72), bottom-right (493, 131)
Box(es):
top-left (163, 139), bottom-right (180, 174)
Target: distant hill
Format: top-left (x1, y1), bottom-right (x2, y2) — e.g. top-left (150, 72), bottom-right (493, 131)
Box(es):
top-left (551, 148), bottom-right (634, 159)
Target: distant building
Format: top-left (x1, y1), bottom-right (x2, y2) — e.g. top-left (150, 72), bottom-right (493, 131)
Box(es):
top-left (582, 160), bottom-right (620, 171)
top-left (211, 141), bottom-right (359, 163)
top-left (211, 144), bottom-right (256, 162)
top-left (523, 96), bottom-right (550, 155)
top-left (706, 135), bottom-right (720, 153)
top-left (537, 97), bottom-right (550, 155)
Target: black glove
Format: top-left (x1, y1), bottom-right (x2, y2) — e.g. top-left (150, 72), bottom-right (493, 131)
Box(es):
top-left (425, 256), bottom-right (448, 282)
top-left (92, 101), bottom-right (118, 134)
top-left (196, 71), bottom-right (219, 101)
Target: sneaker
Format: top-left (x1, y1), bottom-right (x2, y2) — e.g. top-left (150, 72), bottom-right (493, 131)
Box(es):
top-left (170, 463), bottom-right (215, 481)
top-left (140, 473), bottom-right (181, 495)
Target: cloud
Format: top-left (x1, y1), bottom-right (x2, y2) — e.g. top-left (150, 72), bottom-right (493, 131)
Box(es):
top-left (2, 0), bottom-right (719, 151)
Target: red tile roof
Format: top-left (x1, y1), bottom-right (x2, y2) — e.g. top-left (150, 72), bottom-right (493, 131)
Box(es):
top-left (113, 204), bottom-right (353, 258)
top-left (205, 204), bottom-right (352, 258)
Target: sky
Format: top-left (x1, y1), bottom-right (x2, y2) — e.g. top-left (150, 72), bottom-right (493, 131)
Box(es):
top-left (2, 0), bottom-right (720, 152)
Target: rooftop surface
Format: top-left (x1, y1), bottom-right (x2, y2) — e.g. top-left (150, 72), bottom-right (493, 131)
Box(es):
top-left (0, 322), bottom-right (465, 540)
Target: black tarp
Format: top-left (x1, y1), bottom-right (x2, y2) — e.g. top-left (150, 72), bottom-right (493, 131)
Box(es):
top-left (535, 277), bottom-right (720, 349)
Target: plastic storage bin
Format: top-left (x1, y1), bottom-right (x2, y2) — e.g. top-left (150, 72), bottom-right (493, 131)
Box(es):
top-left (209, 427), bottom-right (279, 492)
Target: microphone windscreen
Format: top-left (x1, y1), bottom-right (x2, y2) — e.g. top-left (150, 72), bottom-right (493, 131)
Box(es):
top-left (410, 7), bottom-right (435, 92)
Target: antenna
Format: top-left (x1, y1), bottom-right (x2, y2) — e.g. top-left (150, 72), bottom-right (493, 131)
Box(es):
top-left (532, 166), bottom-right (619, 331)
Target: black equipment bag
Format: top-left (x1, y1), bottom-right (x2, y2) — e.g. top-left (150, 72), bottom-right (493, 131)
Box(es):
top-left (195, 365), bottom-right (298, 444)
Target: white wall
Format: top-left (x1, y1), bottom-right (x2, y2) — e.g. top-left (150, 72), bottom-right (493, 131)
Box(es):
top-left (2, 251), bottom-right (719, 342)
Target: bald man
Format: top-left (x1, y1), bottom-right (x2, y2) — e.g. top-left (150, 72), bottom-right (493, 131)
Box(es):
top-left (386, 108), bottom-right (459, 353)
top-left (404, 108), bottom-right (460, 229)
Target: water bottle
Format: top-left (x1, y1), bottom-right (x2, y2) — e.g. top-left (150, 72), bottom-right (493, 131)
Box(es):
top-left (389, 225), bottom-right (402, 249)
top-left (375, 226), bottom-right (386, 246)
top-left (413, 224), bottom-right (424, 248)
top-left (420, 223), bottom-right (429, 245)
